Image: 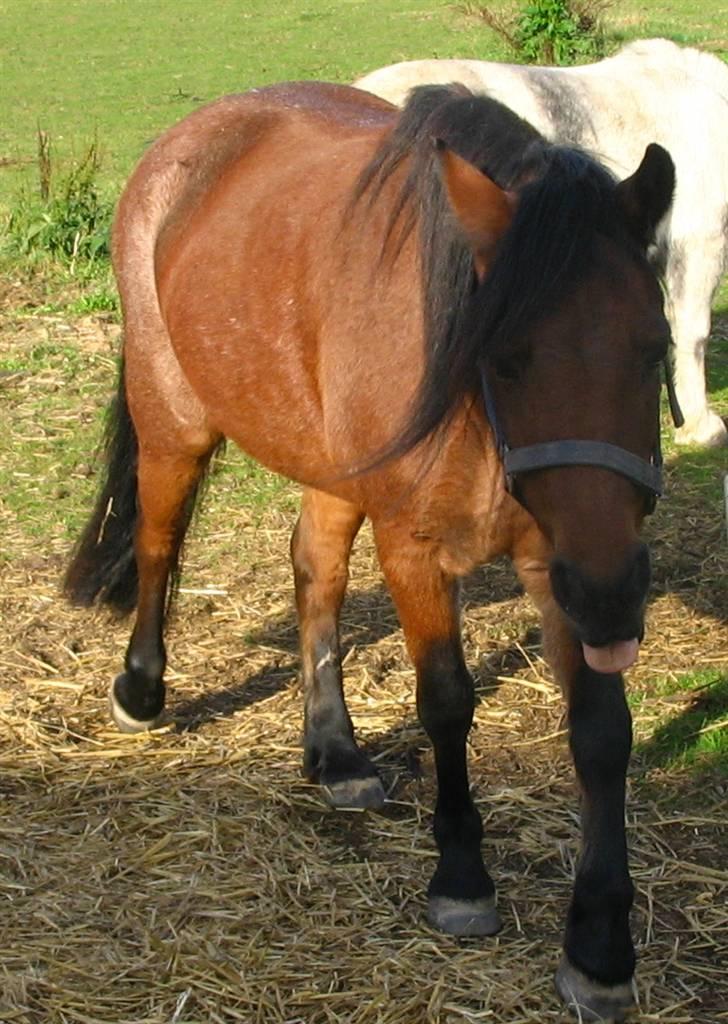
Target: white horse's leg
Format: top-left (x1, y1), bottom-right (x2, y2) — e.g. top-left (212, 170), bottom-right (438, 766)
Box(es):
top-left (666, 236), bottom-right (727, 446)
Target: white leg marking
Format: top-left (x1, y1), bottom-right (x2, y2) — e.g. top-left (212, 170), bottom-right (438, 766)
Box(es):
top-left (315, 649), bottom-right (335, 672)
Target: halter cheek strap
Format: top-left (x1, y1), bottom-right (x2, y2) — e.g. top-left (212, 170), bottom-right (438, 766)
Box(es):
top-left (481, 358), bottom-right (683, 515)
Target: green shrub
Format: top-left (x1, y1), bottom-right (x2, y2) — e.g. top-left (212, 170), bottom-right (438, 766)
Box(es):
top-left (4, 130), bottom-right (114, 275)
top-left (464, 0), bottom-right (612, 65)
top-left (517, 0), bottom-right (608, 64)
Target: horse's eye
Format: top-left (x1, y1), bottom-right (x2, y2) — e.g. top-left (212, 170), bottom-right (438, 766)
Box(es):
top-left (494, 358), bottom-right (520, 382)
top-left (492, 349), bottom-right (528, 382)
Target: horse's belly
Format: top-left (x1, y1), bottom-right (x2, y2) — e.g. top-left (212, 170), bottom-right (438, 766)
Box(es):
top-left (167, 316), bottom-right (339, 486)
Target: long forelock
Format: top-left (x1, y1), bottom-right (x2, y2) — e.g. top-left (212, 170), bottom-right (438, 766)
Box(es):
top-left (473, 146), bottom-right (627, 357)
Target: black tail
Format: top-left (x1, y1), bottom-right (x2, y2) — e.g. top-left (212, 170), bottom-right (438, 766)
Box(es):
top-left (64, 358), bottom-right (140, 614)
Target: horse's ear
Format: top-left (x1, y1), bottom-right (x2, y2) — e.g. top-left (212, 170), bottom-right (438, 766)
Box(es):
top-left (436, 141), bottom-right (516, 278)
top-left (616, 143), bottom-right (675, 248)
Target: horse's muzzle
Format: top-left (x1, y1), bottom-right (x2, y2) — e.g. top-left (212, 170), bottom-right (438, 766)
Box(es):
top-left (550, 543), bottom-right (651, 672)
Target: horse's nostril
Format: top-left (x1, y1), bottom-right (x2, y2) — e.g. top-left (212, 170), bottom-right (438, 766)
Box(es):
top-left (625, 542), bottom-right (651, 601)
top-left (550, 545), bottom-right (650, 644)
top-left (550, 558), bottom-right (586, 621)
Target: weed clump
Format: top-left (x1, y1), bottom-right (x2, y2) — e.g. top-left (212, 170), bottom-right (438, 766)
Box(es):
top-left (463, 0), bottom-right (613, 65)
top-left (517, 0), bottom-right (610, 63)
top-left (4, 130), bottom-right (114, 276)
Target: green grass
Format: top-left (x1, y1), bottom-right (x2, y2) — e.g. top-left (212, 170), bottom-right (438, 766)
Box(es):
top-left (659, 316), bottom-right (728, 520)
top-left (210, 451), bottom-right (302, 518)
top-left (0, 0), bottom-right (516, 214)
top-left (610, 1), bottom-right (728, 54)
top-left (63, 288), bottom-right (119, 316)
top-left (652, 279), bottom-right (728, 504)
top-left (2, 0), bottom-right (726, 215)
top-left (9, 287), bottom-right (120, 319)
top-left (632, 670), bottom-right (728, 774)
top-left (0, 337), bottom-right (105, 516)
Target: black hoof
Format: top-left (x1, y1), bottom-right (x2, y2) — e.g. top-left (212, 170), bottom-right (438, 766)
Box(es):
top-left (323, 775), bottom-right (386, 810)
top-left (109, 675), bottom-right (166, 734)
top-left (555, 957), bottom-right (636, 1022)
top-left (427, 896), bottom-right (502, 936)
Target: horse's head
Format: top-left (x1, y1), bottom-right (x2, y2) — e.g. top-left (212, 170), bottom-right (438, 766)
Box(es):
top-left (440, 141), bottom-right (675, 673)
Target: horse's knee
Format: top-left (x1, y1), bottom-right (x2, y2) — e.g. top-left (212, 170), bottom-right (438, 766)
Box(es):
top-left (416, 642), bottom-right (474, 739)
top-left (568, 672), bottom-right (632, 784)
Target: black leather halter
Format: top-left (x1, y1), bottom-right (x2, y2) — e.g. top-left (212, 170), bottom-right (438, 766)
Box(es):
top-left (481, 359), bottom-right (684, 515)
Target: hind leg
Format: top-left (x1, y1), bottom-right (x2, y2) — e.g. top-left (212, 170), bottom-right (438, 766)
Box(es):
top-left (291, 488), bottom-right (384, 809)
top-left (111, 447), bottom-right (214, 732)
top-left (666, 238), bottom-right (727, 447)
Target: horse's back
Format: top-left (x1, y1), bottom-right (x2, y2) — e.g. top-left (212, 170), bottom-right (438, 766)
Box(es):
top-left (148, 84), bottom-right (394, 283)
top-left (355, 59), bottom-right (547, 133)
top-left (613, 37), bottom-right (728, 97)
top-left (357, 40), bottom-right (728, 161)
top-left (114, 84), bottom-right (394, 275)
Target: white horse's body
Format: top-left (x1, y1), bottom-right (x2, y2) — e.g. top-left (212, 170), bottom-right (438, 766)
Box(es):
top-left (356, 40), bottom-right (728, 446)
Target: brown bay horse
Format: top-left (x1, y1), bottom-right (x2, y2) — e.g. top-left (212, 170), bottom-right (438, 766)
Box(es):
top-left (65, 82), bottom-right (675, 1020)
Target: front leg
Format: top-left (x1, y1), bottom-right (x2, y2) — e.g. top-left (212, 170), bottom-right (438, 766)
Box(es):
top-left (376, 525), bottom-right (501, 937)
top-left (517, 552), bottom-right (636, 1022)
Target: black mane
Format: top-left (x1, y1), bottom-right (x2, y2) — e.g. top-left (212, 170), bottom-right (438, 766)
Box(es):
top-left (353, 84), bottom-right (639, 460)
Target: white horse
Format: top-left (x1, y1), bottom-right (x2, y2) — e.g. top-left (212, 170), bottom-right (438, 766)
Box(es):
top-left (356, 39), bottom-right (728, 447)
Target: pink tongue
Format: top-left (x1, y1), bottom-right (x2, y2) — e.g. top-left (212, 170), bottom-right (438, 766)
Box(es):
top-left (582, 639), bottom-right (639, 674)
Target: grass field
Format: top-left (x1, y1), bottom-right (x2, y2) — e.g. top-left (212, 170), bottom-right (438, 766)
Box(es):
top-left (2, 0), bottom-right (728, 209)
top-left (1, 2), bottom-right (727, 1022)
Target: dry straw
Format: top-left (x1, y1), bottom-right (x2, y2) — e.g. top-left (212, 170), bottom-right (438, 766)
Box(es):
top-left (1, 308), bottom-right (726, 1022)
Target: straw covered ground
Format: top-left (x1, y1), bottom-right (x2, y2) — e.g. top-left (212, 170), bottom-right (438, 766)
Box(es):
top-left (1, 306), bottom-right (726, 1023)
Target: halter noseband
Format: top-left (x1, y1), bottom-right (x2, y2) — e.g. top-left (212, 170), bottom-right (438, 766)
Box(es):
top-left (481, 358), bottom-right (683, 515)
